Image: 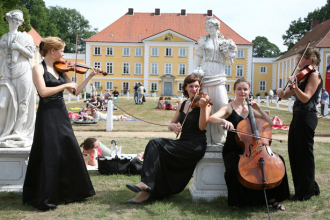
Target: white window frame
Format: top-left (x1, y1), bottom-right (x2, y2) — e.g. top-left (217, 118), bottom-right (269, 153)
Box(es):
top-left (179, 48), bottom-right (187, 57)
top-left (94, 81), bottom-right (101, 90)
top-left (225, 65), bottom-right (232, 77)
top-left (165, 63), bottom-right (172, 74)
top-left (151, 63), bottom-right (158, 75)
top-left (178, 63), bottom-right (186, 75)
top-left (236, 65), bottom-right (244, 77)
top-left (150, 82), bottom-right (158, 91)
top-left (151, 47), bottom-right (159, 57)
top-left (106, 62), bottom-right (113, 75)
top-left (122, 81), bottom-right (129, 91)
top-left (225, 84), bottom-right (231, 93)
top-left (105, 81), bottom-right (113, 90)
top-left (135, 48), bottom-right (142, 57)
top-left (122, 62), bottom-right (130, 75)
top-left (106, 47), bottom-right (114, 56)
top-left (237, 50), bottom-right (244, 58)
top-left (178, 82), bottom-right (184, 92)
top-left (260, 66), bottom-right (267, 74)
top-left (165, 48), bottom-right (172, 57)
top-left (94, 46), bottom-right (101, 55)
top-left (123, 47), bottom-right (130, 56)
top-left (259, 80), bottom-right (266, 92)
top-left (134, 63), bottom-right (142, 75)
top-left (94, 61), bottom-right (101, 69)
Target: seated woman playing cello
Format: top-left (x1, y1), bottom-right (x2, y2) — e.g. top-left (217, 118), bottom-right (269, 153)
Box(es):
top-left (208, 78), bottom-right (290, 210)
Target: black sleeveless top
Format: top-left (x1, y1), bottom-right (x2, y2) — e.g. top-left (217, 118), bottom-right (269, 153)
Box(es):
top-left (293, 72), bottom-right (322, 113)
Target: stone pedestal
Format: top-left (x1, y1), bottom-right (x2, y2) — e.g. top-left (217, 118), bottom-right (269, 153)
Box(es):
top-left (0, 147), bottom-right (30, 192)
top-left (189, 145), bottom-right (227, 201)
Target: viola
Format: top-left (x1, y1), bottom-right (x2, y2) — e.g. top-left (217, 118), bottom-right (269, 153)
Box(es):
top-left (236, 98), bottom-right (285, 191)
top-left (289, 65), bottom-right (315, 89)
top-left (54, 58), bottom-right (108, 76)
top-left (191, 92), bottom-right (213, 108)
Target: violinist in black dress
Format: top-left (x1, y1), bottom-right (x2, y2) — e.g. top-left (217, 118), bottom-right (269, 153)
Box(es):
top-left (125, 73), bottom-right (211, 204)
top-left (277, 48), bottom-right (321, 201)
top-left (23, 37), bottom-right (101, 210)
top-left (209, 78), bottom-right (290, 210)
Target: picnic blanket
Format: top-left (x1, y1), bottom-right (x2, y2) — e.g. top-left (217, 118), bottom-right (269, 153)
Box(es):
top-left (271, 116), bottom-right (289, 130)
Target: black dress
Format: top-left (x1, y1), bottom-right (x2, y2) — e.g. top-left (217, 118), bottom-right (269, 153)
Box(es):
top-left (141, 101), bottom-right (207, 199)
top-left (223, 105), bottom-right (290, 207)
top-left (23, 61), bottom-right (95, 210)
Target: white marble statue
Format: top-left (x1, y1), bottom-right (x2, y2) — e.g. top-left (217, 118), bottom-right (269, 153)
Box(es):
top-left (0, 10), bottom-right (36, 147)
top-left (192, 18), bottom-right (237, 145)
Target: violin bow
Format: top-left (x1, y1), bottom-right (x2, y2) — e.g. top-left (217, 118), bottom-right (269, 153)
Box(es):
top-left (73, 32), bottom-right (80, 95)
top-left (278, 40), bottom-right (310, 102)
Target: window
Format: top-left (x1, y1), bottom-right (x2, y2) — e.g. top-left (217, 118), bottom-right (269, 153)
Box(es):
top-left (135, 48), bottom-right (142, 57)
top-left (260, 66), bottom-right (267, 74)
top-left (165, 63), bottom-right (172, 74)
top-left (165, 48), bottom-right (172, 57)
top-left (123, 47), bottom-right (130, 56)
top-left (151, 63), bottom-right (158, 75)
top-left (150, 82), bottom-right (158, 91)
top-left (135, 63), bottom-right (142, 75)
top-left (259, 80), bottom-right (266, 92)
top-left (94, 81), bottom-right (101, 90)
top-left (178, 63), bottom-right (186, 75)
top-left (179, 48), bottom-right (187, 57)
top-left (106, 62), bottom-right (113, 74)
top-left (225, 65), bottom-right (232, 76)
top-left (106, 81), bottom-right (113, 90)
top-left (71, 76), bottom-right (78, 84)
top-left (151, 47), bottom-right (159, 56)
top-left (225, 84), bottom-right (231, 93)
top-left (178, 83), bottom-right (183, 92)
top-left (236, 65), bottom-right (244, 77)
top-left (122, 82), bottom-right (129, 91)
top-left (106, 47), bottom-right (113, 56)
top-left (237, 50), bottom-right (244, 58)
top-left (94, 62), bottom-right (101, 68)
top-left (122, 62), bottom-right (130, 74)
top-left (94, 47), bottom-right (101, 55)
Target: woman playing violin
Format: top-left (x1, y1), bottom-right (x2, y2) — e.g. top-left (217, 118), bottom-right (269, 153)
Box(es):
top-left (277, 48), bottom-right (321, 201)
top-left (125, 73), bottom-right (211, 204)
top-left (23, 37), bottom-right (101, 210)
top-left (209, 78), bottom-right (290, 210)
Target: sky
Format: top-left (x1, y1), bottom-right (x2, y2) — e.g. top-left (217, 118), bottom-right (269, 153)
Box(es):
top-left (43, 0), bottom-right (327, 52)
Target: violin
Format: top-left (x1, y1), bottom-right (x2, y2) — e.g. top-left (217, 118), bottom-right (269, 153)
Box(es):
top-left (54, 58), bottom-right (108, 76)
top-left (289, 65), bottom-right (315, 89)
top-left (236, 98), bottom-right (285, 191)
top-left (191, 92), bottom-right (213, 108)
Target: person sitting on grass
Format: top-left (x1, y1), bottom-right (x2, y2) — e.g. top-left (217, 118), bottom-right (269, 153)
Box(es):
top-left (155, 96), bottom-right (165, 110)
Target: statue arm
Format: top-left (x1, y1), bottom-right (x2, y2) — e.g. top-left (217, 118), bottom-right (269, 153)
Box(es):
top-left (12, 41), bottom-right (34, 59)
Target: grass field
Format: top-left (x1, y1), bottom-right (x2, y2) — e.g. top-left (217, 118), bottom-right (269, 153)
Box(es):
top-left (0, 97), bottom-right (329, 219)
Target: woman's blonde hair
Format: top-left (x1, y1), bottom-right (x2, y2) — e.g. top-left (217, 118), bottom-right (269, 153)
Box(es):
top-left (39, 37), bottom-right (65, 57)
top-left (298, 47), bottom-right (321, 67)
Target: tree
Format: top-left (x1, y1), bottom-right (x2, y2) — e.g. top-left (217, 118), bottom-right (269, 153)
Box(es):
top-left (252, 36), bottom-right (281, 57)
top-left (282, 0), bottom-right (330, 50)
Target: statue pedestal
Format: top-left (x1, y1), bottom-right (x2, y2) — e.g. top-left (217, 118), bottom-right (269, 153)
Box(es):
top-left (189, 145), bottom-right (227, 201)
top-left (0, 147), bottom-right (30, 192)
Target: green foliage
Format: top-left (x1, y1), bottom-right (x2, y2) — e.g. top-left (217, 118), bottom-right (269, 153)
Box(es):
top-left (282, 0), bottom-right (330, 50)
top-left (255, 93), bottom-right (260, 97)
top-left (252, 36), bottom-right (281, 57)
top-left (264, 92), bottom-right (268, 96)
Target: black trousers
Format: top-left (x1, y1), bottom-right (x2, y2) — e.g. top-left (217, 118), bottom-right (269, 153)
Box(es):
top-left (288, 113), bottom-right (320, 200)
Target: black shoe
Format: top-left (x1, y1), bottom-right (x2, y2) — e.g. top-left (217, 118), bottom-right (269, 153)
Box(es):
top-left (126, 184), bottom-right (152, 193)
top-left (125, 194), bottom-right (152, 204)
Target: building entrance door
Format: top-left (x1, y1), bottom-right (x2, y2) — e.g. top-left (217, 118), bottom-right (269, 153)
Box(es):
top-left (164, 82), bottom-right (172, 95)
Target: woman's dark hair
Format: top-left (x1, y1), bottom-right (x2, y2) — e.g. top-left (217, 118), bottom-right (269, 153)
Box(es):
top-left (80, 138), bottom-right (97, 150)
top-left (233, 78), bottom-right (250, 90)
top-left (182, 73), bottom-right (202, 98)
top-left (298, 47), bottom-right (321, 67)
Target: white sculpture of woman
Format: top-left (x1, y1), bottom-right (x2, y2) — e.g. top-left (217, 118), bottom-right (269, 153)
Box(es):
top-left (192, 18), bottom-right (237, 145)
top-left (0, 10), bottom-right (36, 147)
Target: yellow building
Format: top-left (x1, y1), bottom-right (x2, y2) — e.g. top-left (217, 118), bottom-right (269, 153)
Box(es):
top-left (252, 57), bottom-right (276, 96)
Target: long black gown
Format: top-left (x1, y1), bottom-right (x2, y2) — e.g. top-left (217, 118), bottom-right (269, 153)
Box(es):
top-left (223, 105), bottom-right (290, 207)
top-left (141, 101), bottom-right (207, 199)
top-left (23, 61), bottom-right (95, 210)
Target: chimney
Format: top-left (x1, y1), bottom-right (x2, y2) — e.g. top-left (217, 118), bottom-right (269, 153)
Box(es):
top-left (128, 8), bottom-right (134, 15)
top-left (181, 9), bottom-right (186, 16)
top-left (207, 10), bottom-right (212, 17)
top-left (155, 8), bottom-right (160, 16)
top-left (310, 20), bottom-right (320, 30)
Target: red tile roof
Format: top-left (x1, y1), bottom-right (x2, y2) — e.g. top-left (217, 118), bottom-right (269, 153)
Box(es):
top-left (27, 27), bottom-right (43, 47)
top-left (86, 12), bottom-right (252, 45)
top-left (278, 19), bottom-right (330, 61)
